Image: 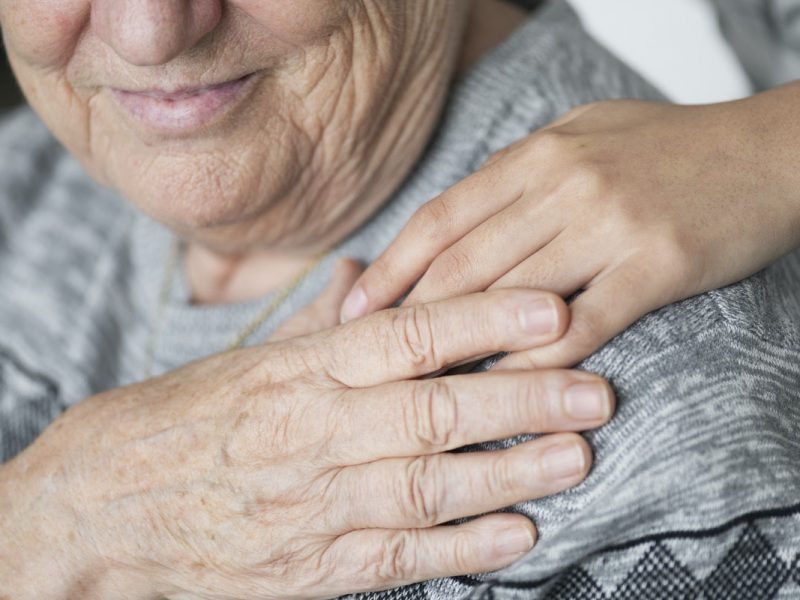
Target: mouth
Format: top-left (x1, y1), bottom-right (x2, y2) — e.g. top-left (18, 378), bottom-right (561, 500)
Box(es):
top-left (110, 73), bottom-right (259, 135)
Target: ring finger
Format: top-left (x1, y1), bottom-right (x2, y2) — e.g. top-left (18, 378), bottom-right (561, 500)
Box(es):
top-left (488, 228), bottom-right (605, 298)
top-left (323, 370), bottom-right (613, 464)
top-left (331, 433), bottom-right (591, 531)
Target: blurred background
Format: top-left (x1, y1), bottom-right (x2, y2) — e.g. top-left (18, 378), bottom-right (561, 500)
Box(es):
top-left (0, 40), bottom-right (21, 110)
top-left (0, 0), bottom-right (751, 114)
top-left (567, 0), bottom-right (751, 103)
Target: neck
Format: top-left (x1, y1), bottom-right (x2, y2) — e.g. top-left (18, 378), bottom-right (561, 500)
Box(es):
top-left (186, 0), bottom-right (527, 305)
top-left (184, 244), bottom-right (317, 305)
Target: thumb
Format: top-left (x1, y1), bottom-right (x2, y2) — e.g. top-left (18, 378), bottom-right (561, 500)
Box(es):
top-left (269, 258), bottom-right (365, 342)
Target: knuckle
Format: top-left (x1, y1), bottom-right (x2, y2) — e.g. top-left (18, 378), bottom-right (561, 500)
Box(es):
top-left (570, 308), bottom-right (608, 351)
top-left (428, 246), bottom-right (476, 295)
top-left (414, 198), bottom-right (455, 242)
top-left (651, 230), bottom-right (699, 285)
top-left (486, 452), bottom-right (522, 498)
top-left (374, 530), bottom-right (416, 582)
top-left (515, 374), bottom-right (553, 428)
top-left (406, 380), bottom-right (460, 450)
top-left (506, 350), bottom-right (544, 371)
top-left (367, 254), bottom-right (398, 289)
top-left (303, 331), bottom-right (349, 384)
top-left (397, 456), bottom-right (445, 526)
top-left (509, 258), bottom-right (560, 292)
top-left (530, 129), bottom-right (569, 158)
top-left (607, 207), bottom-right (642, 241)
top-left (451, 529), bottom-right (480, 573)
top-left (567, 160), bottom-right (609, 197)
top-left (392, 305), bottom-right (439, 370)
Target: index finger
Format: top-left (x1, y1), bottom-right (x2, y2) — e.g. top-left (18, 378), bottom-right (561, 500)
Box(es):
top-left (311, 288), bottom-right (569, 388)
top-left (339, 105), bottom-right (600, 325)
top-left (339, 161), bottom-right (524, 323)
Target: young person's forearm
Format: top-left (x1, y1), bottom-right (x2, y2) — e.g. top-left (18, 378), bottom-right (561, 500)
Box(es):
top-left (739, 81), bottom-right (800, 246)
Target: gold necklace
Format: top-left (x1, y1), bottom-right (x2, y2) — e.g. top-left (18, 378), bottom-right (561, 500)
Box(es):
top-left (144, 239), bottom-right (327, 378)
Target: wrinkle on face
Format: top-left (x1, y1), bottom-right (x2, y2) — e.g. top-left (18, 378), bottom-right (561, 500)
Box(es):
top-left (1, 0), bottom-right (473, 254)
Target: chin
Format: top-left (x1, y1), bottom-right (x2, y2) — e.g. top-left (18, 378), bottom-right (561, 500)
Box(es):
top-left (110, 138), bottom-right (300, 230)
top-left (120, 165), bottom-right (269, 232)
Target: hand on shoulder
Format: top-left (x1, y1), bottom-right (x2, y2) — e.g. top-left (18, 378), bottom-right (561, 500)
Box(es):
top-left (344, 84), bottom-right (800, 367)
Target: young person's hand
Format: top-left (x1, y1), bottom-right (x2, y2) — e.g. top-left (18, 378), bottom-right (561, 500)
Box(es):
top-left (342, 85), bottom-right (800, 368)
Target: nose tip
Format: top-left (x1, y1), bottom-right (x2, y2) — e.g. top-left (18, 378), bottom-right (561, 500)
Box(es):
top-left (92, 0), bottom-right (222, 66)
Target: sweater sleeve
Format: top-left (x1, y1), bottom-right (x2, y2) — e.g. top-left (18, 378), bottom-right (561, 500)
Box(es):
top-left (480, 294), bottom-right (800, 598)
top-left (0, 110), bottom-right (71, 463)
top-left (0, 350), bottom-right (64, 462)
top-left (344, 249), bottom-right (800, 600)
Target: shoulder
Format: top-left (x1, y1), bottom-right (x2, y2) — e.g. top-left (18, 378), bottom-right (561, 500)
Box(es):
top-left (447, 1), bottom-right (666, 169)
top-left (584, 250), bottom-right (800, 387)
top-left (465, 256), bottom-right (800, 596)
top-left (512, 2), bottom-right (665, 104)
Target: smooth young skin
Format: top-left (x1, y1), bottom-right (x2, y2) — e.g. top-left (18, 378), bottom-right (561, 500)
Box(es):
top-left (343, 86), bottom-right (800, 368)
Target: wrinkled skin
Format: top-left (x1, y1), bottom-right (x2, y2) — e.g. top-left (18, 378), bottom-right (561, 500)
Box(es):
top-left (0, 2), bottom-right (619, 598)
top-left (0, 1), bottom-right (469, 255)
top-left (1, 284), bottom-right (614, 599)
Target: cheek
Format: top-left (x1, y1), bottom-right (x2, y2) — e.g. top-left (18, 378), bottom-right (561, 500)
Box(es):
top-left (231, 0), bottom-right (351, 44)
top-left (1, 0), bottom-right (89, 70)
top-left (1, 1), bottom-right (96, 181)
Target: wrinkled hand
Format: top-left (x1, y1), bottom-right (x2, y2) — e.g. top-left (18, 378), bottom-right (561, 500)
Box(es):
top-left (342, 92), bottom-right (800, 368)
top-left (7, 288), bottom-right (614, 600)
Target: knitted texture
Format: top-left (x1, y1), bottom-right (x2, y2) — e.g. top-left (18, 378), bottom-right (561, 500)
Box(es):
top-left (712, 0), bottom-right (800, 90)
top-left (1, 3), bottom-right (799, 598)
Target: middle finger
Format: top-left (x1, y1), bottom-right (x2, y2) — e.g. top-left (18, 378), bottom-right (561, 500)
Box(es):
top-left (323, 370), bottom-right (614, 465)
top-left (332, 434), bottom-right (592, 531)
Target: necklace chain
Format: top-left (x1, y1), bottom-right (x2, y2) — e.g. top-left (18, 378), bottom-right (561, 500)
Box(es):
top-left (144, 238), bottom-right (327, 378)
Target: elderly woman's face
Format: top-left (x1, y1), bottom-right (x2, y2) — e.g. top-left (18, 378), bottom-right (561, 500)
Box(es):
top-left (0, 1), bottom-right (471, 252)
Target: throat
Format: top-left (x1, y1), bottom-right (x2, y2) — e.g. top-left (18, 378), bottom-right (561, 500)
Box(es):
top-left (184, 243), bottom-right (319, 305)
top-left (458, 0), bottom-right (529, 76)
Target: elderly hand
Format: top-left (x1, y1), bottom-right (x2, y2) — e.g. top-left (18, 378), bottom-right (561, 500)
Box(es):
top-left (341, 88), bottom-right (800, 368)
top-left (1, 289), bottom-right (614, 600)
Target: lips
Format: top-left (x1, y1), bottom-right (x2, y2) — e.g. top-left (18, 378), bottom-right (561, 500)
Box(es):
top-left (110, 73), bottom-right (258, 135)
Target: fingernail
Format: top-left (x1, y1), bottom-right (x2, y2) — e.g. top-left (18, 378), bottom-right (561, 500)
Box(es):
top-left (564, 383), bottom-right (611, 421)
top-left (340, 286), bottom-right (367, 323)
top-left (494, 526), bottom-right (536, 557)
top-left (542, 443), bottom-right (585, 481)
top-left (517, 298), bottom-right (559, 338)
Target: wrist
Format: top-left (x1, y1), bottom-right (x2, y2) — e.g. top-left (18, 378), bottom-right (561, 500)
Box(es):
top-left (0, 454), bottom-right (82, 599)
top-left (0, 405), bottom-right (144, 600)
top-left (707, 83), bottom-right (800, 253)
top-left (739, 83), bottom-right (800, 243)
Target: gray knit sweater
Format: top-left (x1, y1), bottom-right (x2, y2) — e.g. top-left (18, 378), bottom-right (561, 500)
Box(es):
top-left (1, 3), bottom-right (799, 599)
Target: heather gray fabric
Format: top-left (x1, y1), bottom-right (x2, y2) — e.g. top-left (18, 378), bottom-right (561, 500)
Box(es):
top-left (713, 0), bottom-right (800, 89)
top-left (1, 2), bottom-right (800, 598)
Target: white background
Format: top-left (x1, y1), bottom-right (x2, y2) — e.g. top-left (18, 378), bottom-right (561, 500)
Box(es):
top-left (566, 0), bottom-right (753, 103)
